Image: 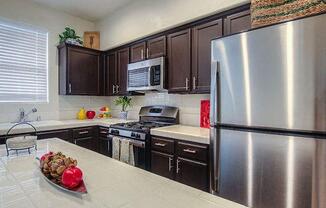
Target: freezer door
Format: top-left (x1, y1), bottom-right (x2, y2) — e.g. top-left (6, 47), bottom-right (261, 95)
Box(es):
top-left (211, 14), bottom-right (326, 132)
top-left (213, 128), bottom-right (326, 208)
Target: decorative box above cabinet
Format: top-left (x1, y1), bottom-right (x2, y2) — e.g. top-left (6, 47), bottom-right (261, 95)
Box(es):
top-left (58, 43), bottom-right (103, 95)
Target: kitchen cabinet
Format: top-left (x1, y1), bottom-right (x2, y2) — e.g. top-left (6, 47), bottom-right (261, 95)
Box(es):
top-left (150, 136), bottom-right (209, 191)
top-left (98, 127), bottom-right (111, 157)
top-left (130, 42), bottom-right (146, 63)
top-left (105, 52), bottom-right (118, 96)
top-left (72, 127), bottom-right (97, 151)
top-left (167, 29), bottom-right (191, 93)
top-left (224, 9), bottom-right (251, 35)
top-left (175, 157), bottom-right (208, 191)
top-left (117, 47), bottom-right (129, 95)
top-left (130, 36), bottom-right (166, 63)
top-left (151, 150), bottom-right (174, 179)
top-left (192, 19), bottom-right (222, 93)
top-left (58, 43), bottom-right (103, 96)
top-left (147, 36), bottom-right (166, 59)
top-left (37, 129), bottom-right (72, 142)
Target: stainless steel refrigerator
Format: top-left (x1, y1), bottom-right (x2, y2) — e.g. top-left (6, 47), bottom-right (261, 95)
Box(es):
top-left (210, 14), bottom-right (326, 208)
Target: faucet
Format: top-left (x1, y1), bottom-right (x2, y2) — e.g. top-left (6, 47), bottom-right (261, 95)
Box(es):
top-left (17, 108), bottom-right (37, 123)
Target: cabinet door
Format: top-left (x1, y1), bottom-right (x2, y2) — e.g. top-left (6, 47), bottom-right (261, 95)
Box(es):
top-left (151, 151), bottom-right (174, 179)
top-left (105, 52), bottom-right (118, 96)
top-left (37, 129), bottom-right (71, 142)
top-left (167, 29), bottom-right (191, 93)
top-left (98, 137), bottom-right (112, 157)
top-left (224, 9), bottom-right (251, 35)
top-left (192, 19), bottom-right (222, 93)
top-left (68, 47), bottom-right (101, 95)
top-left (176, 157), bottom-right (208, 191)
top-left (147, 36), bottom-right (166, 59)
top-left (74, 137), bottom-right (97, 152)
top-left (130, 42), bottom-right (146, 63)
top-left (117, 47), bottom-right (129, 95)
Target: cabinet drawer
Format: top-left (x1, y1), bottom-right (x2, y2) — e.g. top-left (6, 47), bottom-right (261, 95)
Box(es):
top-left (151, 137), bottom-right (174, 154)
top-left (176, 142), bottom-right (208, 162)
top-left (73, 127), bottom-right (95, 138)
top-left (98, 127), bottom-right (109, 138)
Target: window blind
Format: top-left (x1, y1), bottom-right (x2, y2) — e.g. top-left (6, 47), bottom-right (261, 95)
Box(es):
top-left (0, 19), bottom-right (48, 103)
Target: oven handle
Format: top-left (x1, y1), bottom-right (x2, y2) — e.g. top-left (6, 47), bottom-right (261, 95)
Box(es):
top-left (108, 135), bottom-right (145, 148)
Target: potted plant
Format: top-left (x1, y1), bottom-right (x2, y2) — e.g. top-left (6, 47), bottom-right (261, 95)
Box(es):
top-left (114, 96), bottom-right (132, 120)
top-left (59, 27), bottom-right (83, 46)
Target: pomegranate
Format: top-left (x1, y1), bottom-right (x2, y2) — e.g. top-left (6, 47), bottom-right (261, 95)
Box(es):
top-left (61, 166), bottom-right (83, 189)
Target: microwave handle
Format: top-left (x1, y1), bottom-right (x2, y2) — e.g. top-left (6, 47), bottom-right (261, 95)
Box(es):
top-left (149, 66), bottom-right (154, 86)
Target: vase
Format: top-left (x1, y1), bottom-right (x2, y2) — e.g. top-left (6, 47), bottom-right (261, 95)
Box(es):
top-left (119, 111), bottom-right (128, 120)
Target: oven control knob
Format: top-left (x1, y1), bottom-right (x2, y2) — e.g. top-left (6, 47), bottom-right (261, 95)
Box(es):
top-left (131, 132), bottom-right (135, 137)
top-left (136, 134), bottom-right (141, 139)
top-left (111, 130), bottom-right (119, 135)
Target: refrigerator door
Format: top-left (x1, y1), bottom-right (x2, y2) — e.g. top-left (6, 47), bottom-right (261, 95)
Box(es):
top-left (210, 14), bottom-right (326, 132)
top-left (213, 128), bottom-right (326, 208)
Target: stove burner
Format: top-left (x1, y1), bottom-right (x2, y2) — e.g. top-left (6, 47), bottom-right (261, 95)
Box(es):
top-left (111, 121), bottom-right (169, 132)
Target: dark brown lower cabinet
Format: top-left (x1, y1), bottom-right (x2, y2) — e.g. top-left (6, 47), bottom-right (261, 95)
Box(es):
top-left (36, 129), bottom-right (72, 142)
top-left (151, 150), bottom-right (174, 179)
top-left (73, 137), bottom-right (97, 151)
top-left (98, 137), bottom-right (112, 157)
top-left (175, 157), bottom-right (208, 191)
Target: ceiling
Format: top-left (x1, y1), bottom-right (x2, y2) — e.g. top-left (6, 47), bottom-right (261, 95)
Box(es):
top-left (31, 0), bottom-right (133, 21)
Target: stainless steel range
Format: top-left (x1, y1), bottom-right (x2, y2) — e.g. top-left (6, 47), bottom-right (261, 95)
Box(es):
top-left (108, 106), bottom-right (179, 170)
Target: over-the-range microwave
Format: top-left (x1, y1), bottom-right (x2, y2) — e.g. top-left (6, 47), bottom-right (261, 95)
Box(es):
top-left (127, 57), bottom-right (166, 92)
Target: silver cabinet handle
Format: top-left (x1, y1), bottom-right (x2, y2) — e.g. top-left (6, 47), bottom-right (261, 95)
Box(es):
top-left (146, 48), bottom-right (149, 59)
top-left (183, 148), bottom-right (197, 154)
top-left (74, 139), bottom-right (77, 144)
top-left (154, 142), bottom-right (166, 147)
top-left (112, 85), bottom-right (116, 94)
top-left (100, 131), bottom-right (108, 134)
top-left (186, 78), bottom-right (189, 90)
top-left (192, 76), bottom-right (196, 90)
top-left (116, 85), bottom-right (119, 94)
top-left (69, 83), bottom-right (72, 93)
top-left (141, 49), bottom-right (144, 59)
top-left (79, 131), bottom-right (89, 135)
top-left (168, 157), bottom-right (174, 172)
top-left (176, 159), bottom-right (180, 174)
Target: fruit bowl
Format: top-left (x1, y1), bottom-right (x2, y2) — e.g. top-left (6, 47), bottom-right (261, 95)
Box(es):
top-left (37, 152), bottom-right (87, 194)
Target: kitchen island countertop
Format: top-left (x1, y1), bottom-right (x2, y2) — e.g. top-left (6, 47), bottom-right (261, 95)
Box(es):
top-left (0, 138), bottom-right (246, 208)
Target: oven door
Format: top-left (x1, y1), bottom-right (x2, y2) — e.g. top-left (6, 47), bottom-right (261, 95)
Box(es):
top-left (108, 135), bottom-right (147, 170)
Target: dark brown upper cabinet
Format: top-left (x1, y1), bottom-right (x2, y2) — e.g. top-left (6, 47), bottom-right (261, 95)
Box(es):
top-left (58, 43), bottom-right (103, 96)
top-left (130, 36), bottom-right (166, 63)
top-left (224, 9), bottom-right (251, 35)
top-left (147, 36), bottom-right (166, 59)
top-left (192, 19), bottom-right (222, 93)
top-left (117, 47), bottom-right (129, 95)
top-left (167, 29), bottom-right (191, 93)
top-left (105, 52), bottom-right (118, 96)
top-left (130, 42), bottom-right (146, 63)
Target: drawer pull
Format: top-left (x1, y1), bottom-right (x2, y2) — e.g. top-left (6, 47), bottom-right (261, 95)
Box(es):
top-left (79, 131), bottom-right (89, 135)
top-left (168, 157), bottom-right (173, 172)
top-left (154, 142), bottom-right (166, 147)
top-left (100, 131), bottom-right (108, 134)
top-left (176, 159), bottom-right (180, 174)
top-left (183, 148), bottom-right (197, 154)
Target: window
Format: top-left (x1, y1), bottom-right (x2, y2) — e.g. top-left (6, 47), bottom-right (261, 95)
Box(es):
top-left (0, 19), bottom-right (48, 103)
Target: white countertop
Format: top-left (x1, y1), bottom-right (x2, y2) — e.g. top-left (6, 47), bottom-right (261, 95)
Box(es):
top-left (0, 118), bottom-right (135, 135)
top-left (0, 138), bottom-right (246, 208)
top-left (151, 125), bottom-right (210, 144)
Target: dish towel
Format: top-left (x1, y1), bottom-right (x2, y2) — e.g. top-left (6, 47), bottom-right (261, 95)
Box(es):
top-left (120, 139), bottom-right (135, 166)
top-left (112, 136), bottom-right (120, 160)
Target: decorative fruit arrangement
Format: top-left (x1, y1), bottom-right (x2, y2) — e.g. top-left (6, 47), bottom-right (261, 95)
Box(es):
top-left (40, 152), bottom-right (83, 189)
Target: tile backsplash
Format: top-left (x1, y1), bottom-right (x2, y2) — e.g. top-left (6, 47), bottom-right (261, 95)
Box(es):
top-left (0, 93), bottom-right (209, 127)
top-left (108, 93), bottom-right (210, 126)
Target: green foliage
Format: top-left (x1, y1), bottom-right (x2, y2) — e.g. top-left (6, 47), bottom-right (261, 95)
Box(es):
top-left (59, 27), bottom-right (83, 44)
top-left (114, 96), bottom-right (132, 112)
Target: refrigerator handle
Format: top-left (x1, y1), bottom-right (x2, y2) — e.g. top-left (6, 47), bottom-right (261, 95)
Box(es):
top-left (210, 61), bottom-right (219, 126)
top-left (210, 127), bottom-right (220, 193)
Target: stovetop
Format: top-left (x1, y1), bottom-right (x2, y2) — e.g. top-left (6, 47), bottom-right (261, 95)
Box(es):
top-left (110, 121), bottom-right (171, 133)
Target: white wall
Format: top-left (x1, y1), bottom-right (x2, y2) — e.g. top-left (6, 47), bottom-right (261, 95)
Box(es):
top-left (96, 0), bottom-right (249, 49)
top-left (0, 0), bottom-right (110, 123)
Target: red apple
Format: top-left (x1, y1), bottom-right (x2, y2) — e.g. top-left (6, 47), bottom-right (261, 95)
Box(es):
top-left (86, 111), bottom-right (96, 119)
top-left (61, 166), bottom-right (83, 189)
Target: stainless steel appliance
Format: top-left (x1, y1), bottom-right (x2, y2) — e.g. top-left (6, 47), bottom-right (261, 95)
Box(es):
top-left (210, 14), bottom-right (326, 208)
top-left (109, 106), bottom-right (179, 170)
top-left (127, 57), bottom-right (166, 92)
